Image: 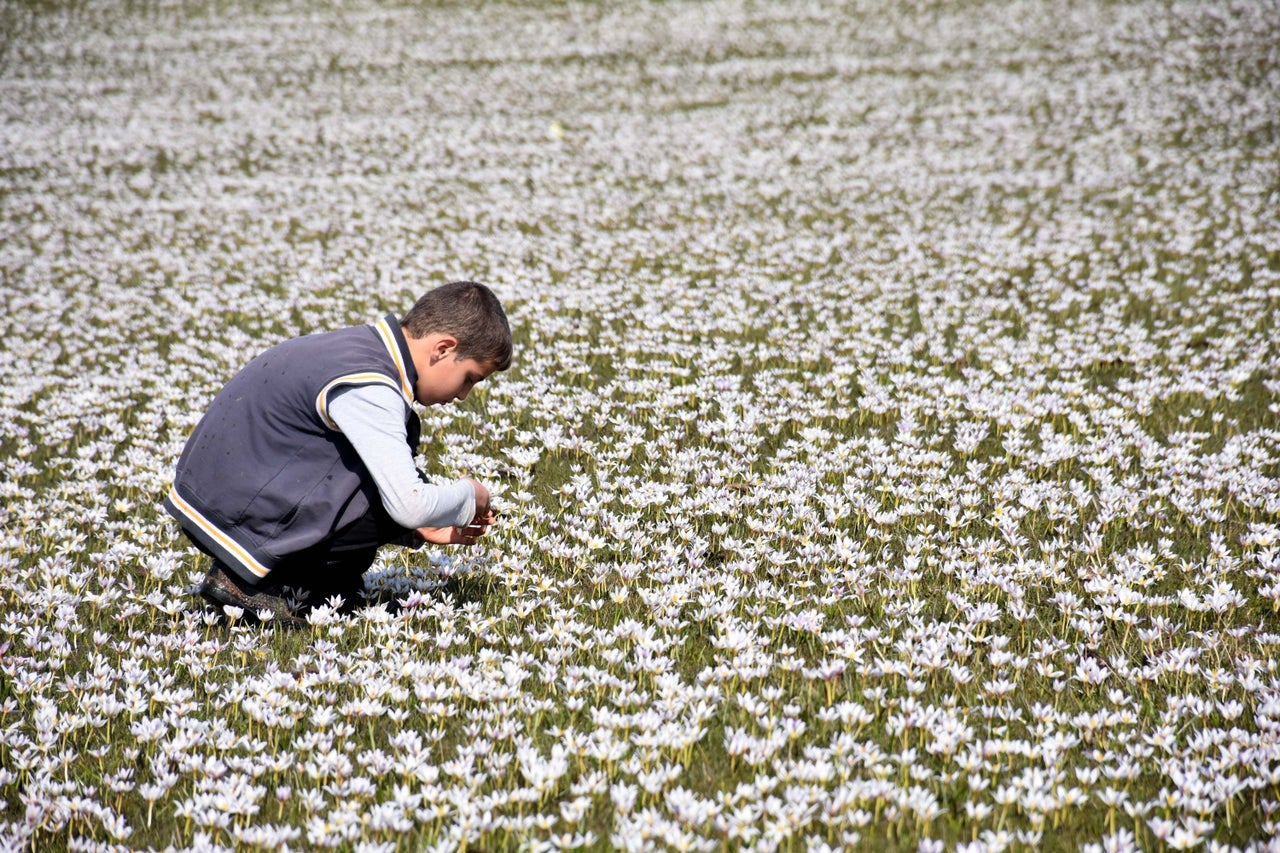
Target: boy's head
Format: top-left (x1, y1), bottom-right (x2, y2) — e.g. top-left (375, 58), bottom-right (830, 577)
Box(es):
top-left (401, 282), bottom-right (512, 406)
top-left (401, 281), bottom-right (513, 370)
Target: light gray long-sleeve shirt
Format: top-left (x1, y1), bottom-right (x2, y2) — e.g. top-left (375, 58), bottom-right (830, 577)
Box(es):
top-left (328, 384), bottom-right (476, 530)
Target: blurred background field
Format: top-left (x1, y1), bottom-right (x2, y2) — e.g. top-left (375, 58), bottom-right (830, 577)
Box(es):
top-left (1, 0), bottom-right (1278, 850)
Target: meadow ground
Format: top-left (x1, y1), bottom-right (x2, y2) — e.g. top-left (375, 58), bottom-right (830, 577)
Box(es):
top-left (1, 0), bottom-right (1279, 850)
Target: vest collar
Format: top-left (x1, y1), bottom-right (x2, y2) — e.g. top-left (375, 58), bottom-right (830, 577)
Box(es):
top-left (373, 313), bottom-right (419, 403)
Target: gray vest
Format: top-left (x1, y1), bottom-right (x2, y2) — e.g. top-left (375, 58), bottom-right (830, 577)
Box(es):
top-left (164, 314), bottom-right (419, 583)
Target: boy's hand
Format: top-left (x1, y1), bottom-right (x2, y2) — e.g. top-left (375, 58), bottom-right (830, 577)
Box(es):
top-left (415, 510), bottom-right (495, 547)
top-left (414, 480), bottom-right (494, 546)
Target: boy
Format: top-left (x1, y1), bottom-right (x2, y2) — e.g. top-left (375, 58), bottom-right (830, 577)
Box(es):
top-left (164, 281), bottom-right (511, 624)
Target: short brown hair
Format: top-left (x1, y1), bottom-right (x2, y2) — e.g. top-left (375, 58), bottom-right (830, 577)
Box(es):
top-left (401, 281), bottom-right (512, 371)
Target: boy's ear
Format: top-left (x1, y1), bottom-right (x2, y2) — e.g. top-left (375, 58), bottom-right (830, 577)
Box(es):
top-left (429, 335), bottom-right (458, 362)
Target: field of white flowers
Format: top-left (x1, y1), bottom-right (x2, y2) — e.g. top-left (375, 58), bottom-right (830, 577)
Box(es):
top-left (2, 0), bottom-right (1279, 850)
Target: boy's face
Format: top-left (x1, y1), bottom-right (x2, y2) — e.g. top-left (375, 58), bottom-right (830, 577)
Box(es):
top-left (414, 338), bottom-right (496, 406)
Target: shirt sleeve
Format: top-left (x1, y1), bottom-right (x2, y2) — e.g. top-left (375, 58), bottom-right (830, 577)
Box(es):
top-left (327, 383), bottom-right (477, 529)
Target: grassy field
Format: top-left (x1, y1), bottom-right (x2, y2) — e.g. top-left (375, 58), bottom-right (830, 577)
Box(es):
top-left (1, 0), bottom-right (1279, 850)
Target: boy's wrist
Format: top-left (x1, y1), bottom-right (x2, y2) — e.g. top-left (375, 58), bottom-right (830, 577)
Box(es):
top-left (466, 478), bottom-right (491, 517)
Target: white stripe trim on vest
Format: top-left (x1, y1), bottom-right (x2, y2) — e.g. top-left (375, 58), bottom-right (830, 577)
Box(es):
top-left (373, 316), bottom-right (415, 402)
top-left (166, 485), bottom-right (272, 579)
top-left (315, 373), bottom-right (404, 430)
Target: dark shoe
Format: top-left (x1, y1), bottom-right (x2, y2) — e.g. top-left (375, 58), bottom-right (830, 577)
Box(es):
top-left (196, 564), bottom-right (306, 627)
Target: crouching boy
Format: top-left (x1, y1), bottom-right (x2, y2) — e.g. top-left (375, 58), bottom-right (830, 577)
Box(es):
top-left (164, 281), bottom-right (511, 624)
